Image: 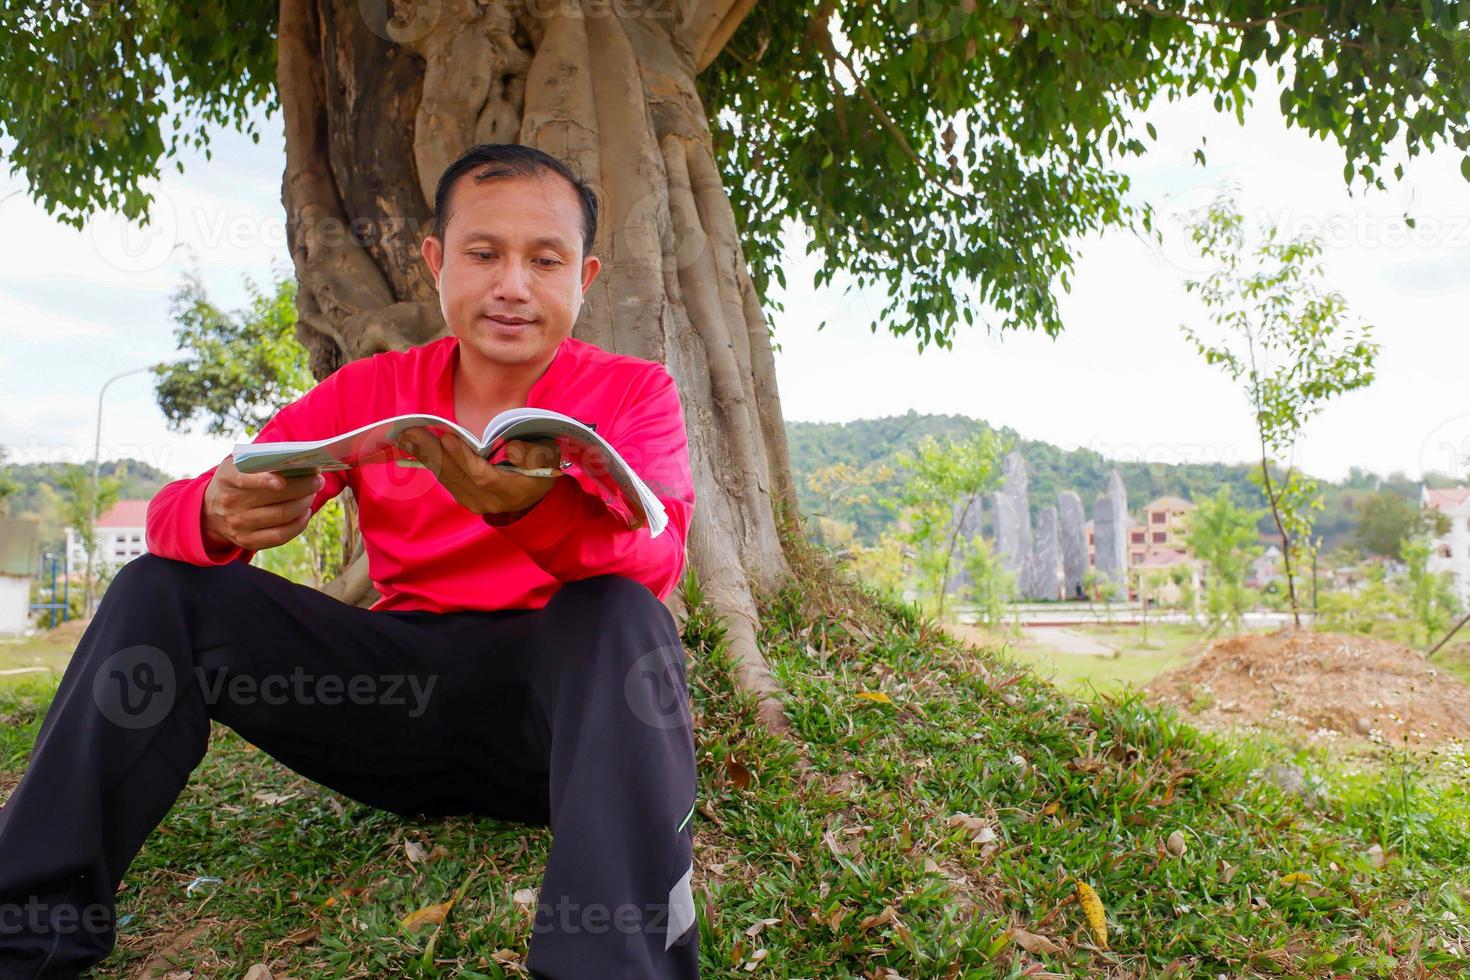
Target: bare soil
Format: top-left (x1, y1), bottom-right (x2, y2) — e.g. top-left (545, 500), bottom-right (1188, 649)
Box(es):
top-left (1146, 629), bottom-right (1470, 746)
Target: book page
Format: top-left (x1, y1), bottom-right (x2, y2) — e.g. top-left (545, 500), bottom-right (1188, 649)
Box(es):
top-left (232, 414), bottom-right (477, 473)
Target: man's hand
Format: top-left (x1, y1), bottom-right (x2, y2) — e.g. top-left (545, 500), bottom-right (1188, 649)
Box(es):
top-left (396, 428), bottom-right (560, 516)
top-left (202, 456), bottom-right (325, 553)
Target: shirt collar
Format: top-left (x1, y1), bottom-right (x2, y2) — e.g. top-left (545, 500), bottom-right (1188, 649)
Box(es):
top-left (435, 333), bottom-right (574, 413)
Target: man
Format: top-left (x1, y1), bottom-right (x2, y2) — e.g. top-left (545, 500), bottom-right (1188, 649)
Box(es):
top-left (0, 144), bottom-right (699, 979)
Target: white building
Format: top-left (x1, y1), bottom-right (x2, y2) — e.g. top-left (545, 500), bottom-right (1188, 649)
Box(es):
top-left (0, 519), bottom-right (39, 634)
top-left (1422, 486), bottom-right (1470, 601)
top-left (1247, 543), bottom-right (1284, 589)
top-left (65, 499), bottom-right (151, 575)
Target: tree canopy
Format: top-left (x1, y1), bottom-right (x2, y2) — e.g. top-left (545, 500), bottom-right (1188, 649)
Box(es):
top-left (3, 1), bottom-right (1466, 348)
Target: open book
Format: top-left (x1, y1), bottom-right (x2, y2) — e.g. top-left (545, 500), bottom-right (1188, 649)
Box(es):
top-left (231, 408), bottom-right (668, 537)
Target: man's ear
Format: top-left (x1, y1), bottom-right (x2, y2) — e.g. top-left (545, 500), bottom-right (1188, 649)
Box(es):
top-left (421, 235), bottom-right (445, 285)
top-left (580, 254), bottom-right (601, 293)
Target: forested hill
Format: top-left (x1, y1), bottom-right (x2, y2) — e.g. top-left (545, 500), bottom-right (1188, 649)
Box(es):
top-left (1, 458), bottom-right (174, 555)
top-left (785, 412), bottom-right (1451, 548)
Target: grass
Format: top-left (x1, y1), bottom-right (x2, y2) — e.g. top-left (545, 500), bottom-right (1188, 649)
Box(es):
top-left (1433, 641), bottom-right (1470, 688)
top-left (0, 623), bottom-right (79, 676)
top-left (2, 560), bottom-right (1469, 976)
top-left (966, 622), bottom-right (1283, 698)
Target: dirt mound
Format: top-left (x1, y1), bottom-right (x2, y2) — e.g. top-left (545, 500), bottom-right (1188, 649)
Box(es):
top-left (32, 616), bottom-right (89, 644)
top-left (1146, 629), bottom-right (1470, 746)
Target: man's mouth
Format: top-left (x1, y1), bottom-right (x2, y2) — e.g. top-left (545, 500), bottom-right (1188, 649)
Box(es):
top-left (485, 314), bottom-right (536, 326)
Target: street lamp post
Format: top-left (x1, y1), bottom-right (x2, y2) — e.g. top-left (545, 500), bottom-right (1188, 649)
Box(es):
top-left (85, 363), bottom-right (161, 618)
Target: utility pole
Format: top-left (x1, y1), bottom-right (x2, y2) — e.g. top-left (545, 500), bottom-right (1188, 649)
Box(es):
top-left (86, 364), bottom-right (159, 617)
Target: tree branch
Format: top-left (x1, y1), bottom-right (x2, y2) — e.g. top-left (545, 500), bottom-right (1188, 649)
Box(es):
top-left (1116, 0), bottom-right (1386, 54)
top-left (685, 0), bottom-right (759, 72)
top-left (826, 43), bottom-right (969, 202)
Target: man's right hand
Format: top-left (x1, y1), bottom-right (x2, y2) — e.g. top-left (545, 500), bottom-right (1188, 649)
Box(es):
top-left (202, 456), bottom-right (325, 553)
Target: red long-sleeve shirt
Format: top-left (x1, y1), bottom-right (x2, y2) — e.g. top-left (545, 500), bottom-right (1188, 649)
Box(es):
top-left (145, 335), bottom-right (695, 611)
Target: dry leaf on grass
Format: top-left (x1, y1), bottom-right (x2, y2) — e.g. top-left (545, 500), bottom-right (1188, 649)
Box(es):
top-left (400, 901), bottom-right (452, 933)
top-left (282, 925), bottom-right (319, 946)
top-left (252, 791), bottom-right (296, 806)
top-left (947, 813), bottom-right (996, 844)
top-left (1010, 925), bottom-right (1064, 955)
top-left (744, 917), bottom-right (780, 937)
top-left (725, 758), bottom-right (753, 790)
top-left (858, 904), bottom-right (900, 933)
top-left (400, 871), bottom-right (478, 935)
top-left (1074, 879), bottom-right (1109, 950)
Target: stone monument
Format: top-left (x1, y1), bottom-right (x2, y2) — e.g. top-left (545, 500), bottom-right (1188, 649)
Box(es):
top-left (1058, 490), bottom-right (1088, 600)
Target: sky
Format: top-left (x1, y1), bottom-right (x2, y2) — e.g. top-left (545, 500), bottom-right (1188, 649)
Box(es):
top-left (1, 78), bottom-right (1467, 487)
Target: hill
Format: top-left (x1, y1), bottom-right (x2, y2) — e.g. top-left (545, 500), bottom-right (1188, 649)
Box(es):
top-left (786, 412), bottom-right (1451, 549)
top-left (0, 458), bottom-right (174, 556)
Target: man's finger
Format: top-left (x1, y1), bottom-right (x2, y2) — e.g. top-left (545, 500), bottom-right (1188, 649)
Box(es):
top-left (237, 508), bottom-right (313, 550)
top-left (435, 433), bottom-right (490, 482)
top-left (397, 428), bottom-right (449, 477)
top-left (235, 474), bottom-right (325, 506)
top-left (228, 466), bottom-right (319, 493)
top-left (504, 439), bottom-right (559, 470)
top-left (229, 492), bottom-right (318, 534)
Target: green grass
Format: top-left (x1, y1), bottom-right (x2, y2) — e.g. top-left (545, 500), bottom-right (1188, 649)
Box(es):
top-left (2, 566), bottom-right (1468, 977)
top-left (988, 623), bottom-right (1279, 698)
top-left (1433, 641), bottom-right (1470, 688)
top-left (0, 624), bottom-right (79, 677)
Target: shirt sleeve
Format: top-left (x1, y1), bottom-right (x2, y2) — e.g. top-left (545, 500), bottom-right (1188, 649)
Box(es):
top-left (145, 369), bottom-right (354, 567)
top-left (491, 364), bottom-right (695, 601)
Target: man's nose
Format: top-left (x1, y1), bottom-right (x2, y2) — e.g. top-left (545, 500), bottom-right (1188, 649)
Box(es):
top-left (490, 256), bottom-right (534, 303)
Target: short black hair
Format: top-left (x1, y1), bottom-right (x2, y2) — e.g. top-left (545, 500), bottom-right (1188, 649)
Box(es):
top-left (432, 144), bottom-right (599, 257)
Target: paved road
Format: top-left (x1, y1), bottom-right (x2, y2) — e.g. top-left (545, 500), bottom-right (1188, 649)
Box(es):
top-left (1022, 626), bottom-right (1117, 657)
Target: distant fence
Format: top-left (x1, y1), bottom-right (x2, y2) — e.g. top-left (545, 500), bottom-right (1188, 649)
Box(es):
top-left (953, 603), bottom-right (1314, 628)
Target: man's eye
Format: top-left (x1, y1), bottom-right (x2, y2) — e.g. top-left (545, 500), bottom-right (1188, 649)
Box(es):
top-left (535, 258), bottom-right (561, 267)
top-left (470, 251), bottom-right (496, 260)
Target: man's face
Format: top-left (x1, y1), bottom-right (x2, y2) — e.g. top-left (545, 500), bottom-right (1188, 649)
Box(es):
top-left (422, 171), bottom-right (600, 372)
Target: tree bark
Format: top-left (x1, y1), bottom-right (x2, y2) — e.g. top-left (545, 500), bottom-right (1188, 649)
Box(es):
top-left (278, 0), bottom-right (798, 732)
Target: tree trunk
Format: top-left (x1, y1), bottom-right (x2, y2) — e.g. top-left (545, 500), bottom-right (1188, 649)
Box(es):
top-left (278, 0), bottom-right (798, 732)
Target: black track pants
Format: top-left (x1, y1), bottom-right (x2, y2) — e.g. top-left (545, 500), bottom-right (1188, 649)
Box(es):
top-left (0, 554), bottom-right (699, 979)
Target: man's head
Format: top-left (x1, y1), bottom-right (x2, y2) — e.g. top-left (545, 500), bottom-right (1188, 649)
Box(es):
top-left (422, 144), bottom-right (602, 373)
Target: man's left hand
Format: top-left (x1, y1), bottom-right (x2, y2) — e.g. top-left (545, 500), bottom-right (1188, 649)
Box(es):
top-left (396, 428), bottom-right (560, 516)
